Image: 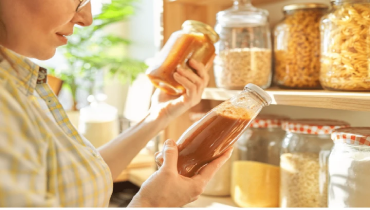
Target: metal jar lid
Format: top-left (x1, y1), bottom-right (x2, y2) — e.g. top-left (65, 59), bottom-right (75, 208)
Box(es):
top-left (283, 3), bottom-right (329, 12)
top-left (182, 20), bottom-right (220, 43)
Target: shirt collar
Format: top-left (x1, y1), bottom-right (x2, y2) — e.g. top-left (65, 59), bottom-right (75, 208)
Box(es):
top-left (0, 46), bottom-right (47, 96)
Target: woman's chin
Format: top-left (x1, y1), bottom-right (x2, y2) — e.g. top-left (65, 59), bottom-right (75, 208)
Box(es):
top-left (31, 48), bottom-right (57, 61)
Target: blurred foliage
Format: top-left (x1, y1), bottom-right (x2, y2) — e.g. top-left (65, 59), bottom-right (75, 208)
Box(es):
top-left (51, 0), bottom-right (147, 109)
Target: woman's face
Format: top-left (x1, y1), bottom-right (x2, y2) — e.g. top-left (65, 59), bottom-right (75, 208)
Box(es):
top-left (0, 0), bottom-right (93, 60)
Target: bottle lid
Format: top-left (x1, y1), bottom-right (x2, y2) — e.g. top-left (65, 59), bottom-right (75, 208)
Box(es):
top-left (282, 119), bottom-right (350, 134)
top-left (332, 127), bottom-right (370, 147)
top-left (283, 3), bottom-right (329, 12)
top-left (250, 114), bottom-right (290, 128)
top-left (182, 20), bottom-right (220, 43)
top-left (245, 83), bottom-right (272, 106)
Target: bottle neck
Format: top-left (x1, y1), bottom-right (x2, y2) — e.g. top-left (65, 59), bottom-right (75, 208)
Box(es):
top-left (233, 0), bottom-right (252, 7)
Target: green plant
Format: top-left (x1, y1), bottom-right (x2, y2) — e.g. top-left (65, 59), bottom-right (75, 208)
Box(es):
top-left (52, 0), bottom-right (147, 110)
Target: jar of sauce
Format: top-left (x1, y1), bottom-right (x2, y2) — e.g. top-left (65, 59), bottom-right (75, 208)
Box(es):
top-left (156, 84), bottom-right (272, 177)
top-left (146, 20), bottom-right (219, 95)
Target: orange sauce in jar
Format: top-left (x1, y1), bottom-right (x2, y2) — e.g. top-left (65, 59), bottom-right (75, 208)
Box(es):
top-left (146, 20), bottom-right (219, 95)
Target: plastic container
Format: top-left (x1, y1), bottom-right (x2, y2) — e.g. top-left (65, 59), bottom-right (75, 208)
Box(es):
top-left (329, 127), bottom-right (370, 207)
top-left (231, 115), bottom-right (288, 207)
top-left (78, 94), bottom-right (119, 148)
top-left (156, 84), bottom-right (272, 177)
top-left (274, 3), bottom-right (328, 89)
top-left (320, 0), bottom-right (370, 91)
top-left (146, 20), bottom-right (219, 95)
top-left (280, 119), bottom-right (350, 207)
top-left (214, 0), bottom-right (272, 90)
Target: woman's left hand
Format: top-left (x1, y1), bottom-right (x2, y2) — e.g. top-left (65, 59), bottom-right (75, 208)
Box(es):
top-left (150, 56), bottom-right (214, 122)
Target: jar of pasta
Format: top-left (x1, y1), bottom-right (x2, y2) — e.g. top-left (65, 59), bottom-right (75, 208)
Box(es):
top-left (146, 20), bottom-right (219, 95)
top-left (231, 115), bottom-right (288, 207)
top-left (320, 0), bottom-right (370, 91)
top-left (274, 4), bottom-right (328, 89)
top-left (280, 119), bottom-right (350, 207)
top-left (214, 0), bottom-right (272, 90)
top-left (329, 127), bottom-right (370, 207)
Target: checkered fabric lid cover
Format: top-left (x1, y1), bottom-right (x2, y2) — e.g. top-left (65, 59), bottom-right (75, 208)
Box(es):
top-left (282, 119), bottom-right (350, 134)
top-left (250, 114), bottom-right (290, 128)
top-left (331, 127), bottom-right (370, 147)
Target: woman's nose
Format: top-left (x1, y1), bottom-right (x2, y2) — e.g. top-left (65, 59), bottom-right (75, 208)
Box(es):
top-left (72, 2), bottom-right (93, 27)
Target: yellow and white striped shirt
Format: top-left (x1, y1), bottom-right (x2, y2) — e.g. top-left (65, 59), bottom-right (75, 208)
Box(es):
top-left (0, 47), bottom-right (113, 207)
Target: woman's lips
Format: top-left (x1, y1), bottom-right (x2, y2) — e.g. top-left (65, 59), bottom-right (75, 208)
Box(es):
top-left (56, 34), bottom-right (68, 44)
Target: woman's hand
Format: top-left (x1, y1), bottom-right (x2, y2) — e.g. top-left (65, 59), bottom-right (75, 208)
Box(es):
top-left (150, 57), bottom-right (214, 123)
top-left (128, 139), bottom-right (233, 208)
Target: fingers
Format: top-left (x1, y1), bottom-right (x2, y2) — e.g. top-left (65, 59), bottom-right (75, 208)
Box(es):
top-left (193, 148), bottom-right (233, 182)
top-left (188, 59), bottom-right (210, 83)
top-left (161, 139), bottom-right (179, 172)
top-left (174, 72), bottom-right (197, 98)
top-left (176, 67), bottom-right (204, 90)
top-left (204, 54), bottom-right (216, 72)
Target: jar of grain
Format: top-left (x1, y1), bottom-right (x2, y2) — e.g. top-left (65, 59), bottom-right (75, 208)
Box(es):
top-left (146, 20), bottom-right (219, 95)
top-left (231, 115), bottom-right (288, 207)
top-left (329, 127), bottom-right (370, 207)
top-left (280, 119), bottom-right (350, 207)
top-left (214, 0), bottom-right (272, 90)
top-left (274, 4), bottom-right (328, 89)
top-left (320, 0), bottom-right (370, 91)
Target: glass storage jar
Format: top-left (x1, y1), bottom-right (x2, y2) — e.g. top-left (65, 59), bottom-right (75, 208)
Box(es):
top-left (274, 3), bottom-right (328, 89)
top-left (146, 20), bottom-right (219, 95)
top-left (320, 0), bottom-right (370, 91)
top-left (280, 119), bottom-right (350, 207)
top-left (231, 115), bottom-right (288, 207)
top-left (155, 84), bottom-right (272, 177)
top-left (214, 0), bottom-right (272, 90)
top-left (329, 127), bottom-right (370, 207)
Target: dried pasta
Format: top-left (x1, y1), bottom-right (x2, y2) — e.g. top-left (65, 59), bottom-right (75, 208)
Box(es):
top-left (320, 3), bottom-right (370, 91)
top-left (214, 48), bottom-right (272, 90)
top-left (274, 9), bottom-right (325, 89)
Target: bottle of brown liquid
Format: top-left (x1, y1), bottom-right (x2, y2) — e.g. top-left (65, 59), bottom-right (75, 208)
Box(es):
top-left (146, 20), bottom-right (219, 95)
top-left (156, 84), bottom-right (272, 177)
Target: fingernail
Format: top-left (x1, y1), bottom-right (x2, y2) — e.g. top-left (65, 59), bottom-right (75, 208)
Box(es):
top-left (165, 139), bottom-right (175, 147)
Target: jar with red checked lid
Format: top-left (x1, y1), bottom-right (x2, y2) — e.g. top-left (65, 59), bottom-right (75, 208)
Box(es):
top-left (231, 115), bottom-right (289, 207)
top-left (280, 119), bottom-right (350, 208)
top-left (329, 127), bottom-right (370, 208)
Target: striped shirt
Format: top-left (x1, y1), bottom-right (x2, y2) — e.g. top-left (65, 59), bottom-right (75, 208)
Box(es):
top-left (0, 47), bottom-right (113, 207)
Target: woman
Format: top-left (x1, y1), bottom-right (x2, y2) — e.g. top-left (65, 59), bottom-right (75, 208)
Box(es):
top-left (0, 0), bottom-right (232, 207)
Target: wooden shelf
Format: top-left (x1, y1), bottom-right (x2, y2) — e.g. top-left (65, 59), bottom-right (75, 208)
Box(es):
top-left (185, 196), bottom-right (237, 208)
top-left (202, 87), bottom-right (370, 112)
top-left (168, 0), bottom-right (287, 6)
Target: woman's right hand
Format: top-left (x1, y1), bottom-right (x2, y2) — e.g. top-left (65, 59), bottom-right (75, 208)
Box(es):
top-left (127, 139), bottom-right (233, 208)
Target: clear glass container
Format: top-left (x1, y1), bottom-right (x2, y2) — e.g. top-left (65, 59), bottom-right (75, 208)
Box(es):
top-left (231, 115), bottom-right (288, 207)
top-left (78, 94), bottom-right (119, 148)
top-left (274, 3), bottom-right (328, 89)
top-left (214, 0), bottom-right (272, 90)
top-left (280, 119), bottom-right (349, 208)
top-left (329, 127), bottom-right (370, 207)
top-left (146, 20), bottom-right (219, 95)
top-left (320, 0), bottom-right (370, 91)
top-left (156, 84), bottom-right (272, 177)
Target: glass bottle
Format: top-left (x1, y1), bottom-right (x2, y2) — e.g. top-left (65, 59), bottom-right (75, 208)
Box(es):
top-left (320, 0), bottom-right (370, 91)
top-left (146, 20), bottom-right (219, 95)
top-left (232, 115), bottom-right (288, 207)
top-left (280, 119), bottom-right (350, 208)
top-left (214, 0), bottom-right (272, 90)
top-left (156, 84), bottom-right (272, 177)
top-left (329, 127), bottom-right (370, 207)
top-left (274, 3), bottom-right (328, 89)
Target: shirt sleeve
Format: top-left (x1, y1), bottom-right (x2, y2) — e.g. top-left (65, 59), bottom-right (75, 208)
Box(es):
top-left (0, 84), bottom-right (58, 207)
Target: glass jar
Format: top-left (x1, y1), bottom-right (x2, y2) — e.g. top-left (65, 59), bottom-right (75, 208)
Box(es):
top-left (231, 115), bottom-right (288, 207)
top-left (146, 20), bottom-right (219, 95)
top-left (320, 0), bottom-right (370, 91)
top-left (156, 84), bottom-right (272, 177)
top-left (280, 119), bottom-right (350, 207)
top-left (214, 0), bottom-right (272, 90)
top-left (274, 4), bottom-right (328, 89)
top-left (329, 127), bottom-right (370, 207)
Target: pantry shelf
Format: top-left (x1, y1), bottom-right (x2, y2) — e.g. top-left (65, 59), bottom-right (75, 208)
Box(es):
top-left (168, 0), bottom-right (287, 6)
top-left (202, 87), bottom-right (370, 112)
